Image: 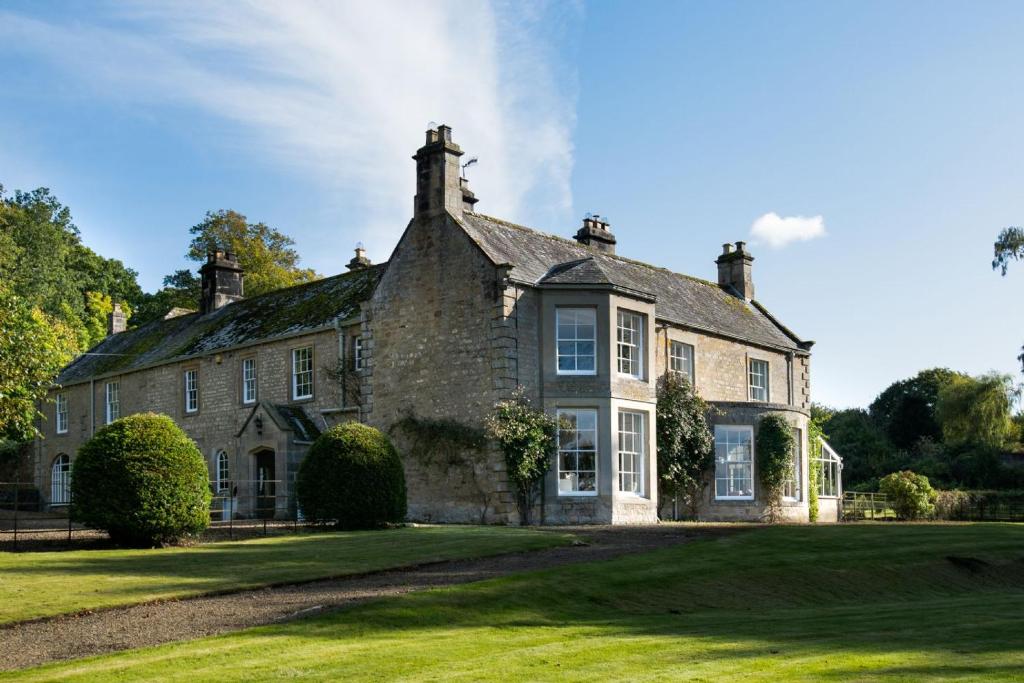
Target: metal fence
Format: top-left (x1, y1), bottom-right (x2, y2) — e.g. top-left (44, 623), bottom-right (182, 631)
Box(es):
top-left (0, 480), bottom-right (316, 551)
top-left (841, 491), bottom-right (896, 521)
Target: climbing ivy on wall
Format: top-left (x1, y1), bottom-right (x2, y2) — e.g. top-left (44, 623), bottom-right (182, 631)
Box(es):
top-left (757, 414), bottom-right (795, 522)
top-left (807, 418), bottom-right (824, 523)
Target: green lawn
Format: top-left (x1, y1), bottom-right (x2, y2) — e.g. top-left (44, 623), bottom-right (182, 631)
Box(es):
top-left (0, 525), bottom-right (570, 624)
top-left (9, 523), bottom-right (1024, 682)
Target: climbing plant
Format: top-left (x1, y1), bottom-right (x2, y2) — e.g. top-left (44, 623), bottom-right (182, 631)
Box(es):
top-left (757, 413), bottom-right (794, 522)
top-left (807, 418), bottom-right (824, 522)
top-left (656, 372), bottom-right (714, 518)
top-left (485, 388), bottom-right (558, 526)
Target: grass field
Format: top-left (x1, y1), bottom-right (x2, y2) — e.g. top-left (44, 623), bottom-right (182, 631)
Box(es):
top-left (0, 525), bottom-right (570, 624)
top-left (9, 523), bottom-right (1024, 681)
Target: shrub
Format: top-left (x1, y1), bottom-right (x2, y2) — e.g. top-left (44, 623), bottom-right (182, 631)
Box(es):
top-left (879, 470), bottom-right (937, 520)
top-left (70, 413), bottom-right (211, 546)
top-left (296, 422), bottom-right (406, 529)
top-left (757, 414), bottom-right (794, 522)
top-left (485, 389), bottom-right (558, 525)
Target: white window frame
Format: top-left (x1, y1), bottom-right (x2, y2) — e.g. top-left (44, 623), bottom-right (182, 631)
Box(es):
top-left (353, 337), bottom-right (365, 372)
top-left (242, 357), bottom-right (257, 404)
top-left (55, 393), bottom-right (68, 434)
top-left (555, 308), bottom-right (597, 376)
top-left (783, 427), bottom-right (802, 501)
top-left (51, 454), bottom-right (70, 505)
top-left (616, 310), bottom-right (644, 378)
top-left (292, 346), bottom-right (314, 400)
top-left (816, 441), bottom-right (842, 498)
top-left (104, 382), bottom-right (120, 424)
top-left (669, 341), bottom-right (695, 383)
top-left (617, 410), bottom-right (646, 496)
top-left (184, 368), bottom-right (199, 414)
top-left (748, 358), bottom-right (769, 402)
top-left (557, 408), bottom-right (598, 496)
top-left (714, 425), bottom-right (755, 501)
top-left (216, 450), bottom-right (231, 492)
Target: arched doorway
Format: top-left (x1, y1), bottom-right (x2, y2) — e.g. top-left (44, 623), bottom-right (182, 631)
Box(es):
top-left (253, 448), bottom-right (276, 519)
top-left (51, 454), bottom-right (70, 505)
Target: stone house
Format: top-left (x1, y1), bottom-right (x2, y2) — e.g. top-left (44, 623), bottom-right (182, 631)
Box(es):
top-left (35, 125), bottom-right (841, 524)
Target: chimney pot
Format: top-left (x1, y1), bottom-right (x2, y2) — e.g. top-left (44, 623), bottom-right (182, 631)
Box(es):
top-left (200, 249), bottom-right (244, 313)
top-left (107, 302), bottom-right (127, 336)
top-left (412, 124), bottom-right (465, 219)
top-left (347, 244), bottom-right (373, 271)
top-left (573, 214), bottom-right (617, 254)
top-left (716, 240), bottom-right (755, 300)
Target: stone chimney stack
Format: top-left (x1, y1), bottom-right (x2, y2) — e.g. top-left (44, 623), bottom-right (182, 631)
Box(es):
top-left (716, 241), bottom-right (755, 300)
top-left (347, 244), bottom-right (372, 271)
top-left (573, 215), bottom-right (617, 255)
top-left (412, 124), bottom-right (465, 219)
top-left (199, 250), bottom-right (244, 314)
top-left (107, 303), bottom-right (127, 336)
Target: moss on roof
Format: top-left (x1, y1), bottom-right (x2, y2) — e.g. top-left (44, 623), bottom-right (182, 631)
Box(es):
top-left (58, 265), bottom-right (383, 385)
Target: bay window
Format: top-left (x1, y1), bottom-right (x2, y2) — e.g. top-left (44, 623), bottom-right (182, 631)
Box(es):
top-left (714, 425), bottom-right (754, 500)
top-left (783, 427), bottom-right (802, 501)
top-left (618, 410), bottom-right (645, 495)
top-left (617, 310), bottom-right (644, 378)
top-left (556, 308), bottom-right (596, 375)
top-left (557, 408), bottom-right (598, 495)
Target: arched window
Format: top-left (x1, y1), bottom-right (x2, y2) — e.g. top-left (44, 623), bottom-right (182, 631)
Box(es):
top-left (216, 450), bottom-right (230, 492)
top-left (51, 454), bottom-right (70, 505)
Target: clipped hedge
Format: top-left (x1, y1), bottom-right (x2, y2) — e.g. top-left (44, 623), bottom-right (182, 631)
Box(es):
top-left (296, 422), bottom-right (407, 529)
top-left (70, 413), bottom-right (211, 546)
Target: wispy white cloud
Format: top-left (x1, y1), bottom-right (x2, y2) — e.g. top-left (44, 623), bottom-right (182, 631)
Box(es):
top-left (749, 212), bottom-right (826, 248)
top-left (0, 1), bottom-right (580, 263)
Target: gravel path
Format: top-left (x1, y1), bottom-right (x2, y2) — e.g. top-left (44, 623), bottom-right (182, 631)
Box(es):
top-left (0, 525), bottom-right (732, 672)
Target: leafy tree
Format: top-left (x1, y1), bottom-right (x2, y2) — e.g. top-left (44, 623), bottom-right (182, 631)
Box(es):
top-left (879, 470), bottom-right (937, 520)
top-left (756, 414), bottom-right (794, 521)
top-left (993, 227), bottom-right (1024, 276)
top-left (992, 227), bottom-right (1024, 371)
top-left (0, 284), bottom-right (78, 441)
top-left (821, 408), bottom-right (895, 489)
top-left (0, 185), bottom-right (142, 347)
top-left (655, 373), bottom-right (713, 518)
top-left (186, 210), bottom-right (318, 297)
top-left (868, 368), bottom-right (964, 450)
top-left (936, 373), bottom-right (1019, 450)
top-left (485, 389), bottom-right (558, 525)
top-left (132, 270), bottom-right (200, 325)
top-left (82, 292), bottom-right (133, 350)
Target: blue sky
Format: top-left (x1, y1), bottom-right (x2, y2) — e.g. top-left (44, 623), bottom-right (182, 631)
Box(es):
top-left (1, 1), bottom-right (1022, 409)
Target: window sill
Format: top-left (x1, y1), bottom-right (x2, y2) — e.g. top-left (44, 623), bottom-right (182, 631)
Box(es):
top-left (714, 497), bottom-right (755, 503)
top-left (557, 491), bottom-right (599, 498)
top-left (556, 371), bottom-right (598, 377)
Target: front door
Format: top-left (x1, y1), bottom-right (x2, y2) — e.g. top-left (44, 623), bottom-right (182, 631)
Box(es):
top-left (255, 450), bottom-right (276, 519)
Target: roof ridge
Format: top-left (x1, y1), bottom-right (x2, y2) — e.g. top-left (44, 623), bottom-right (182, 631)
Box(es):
top-left (469, 212), bottom-right (720, 290)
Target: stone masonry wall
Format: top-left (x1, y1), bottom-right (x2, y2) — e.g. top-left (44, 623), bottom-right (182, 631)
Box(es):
top-left (365, 214), bottom-right (516, 523)
top-left (36, 328), bottom-right (343, 507)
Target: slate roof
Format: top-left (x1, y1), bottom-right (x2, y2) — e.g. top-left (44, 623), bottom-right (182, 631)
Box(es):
top-left (459, 213), bottom-right (808, 352)
top-left (58, 265), bottom-right (384, 386)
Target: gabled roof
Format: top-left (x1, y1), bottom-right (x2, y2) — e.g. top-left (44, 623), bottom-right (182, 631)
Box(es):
top-left (58, 265), bottom-right (384, 386)
top-left (237, 402), bottom-right (322, 443)
top-left (459, 213), bottom-right (808, 352)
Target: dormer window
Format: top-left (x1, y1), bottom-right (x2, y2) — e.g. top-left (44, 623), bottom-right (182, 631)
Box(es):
top-left (556, 308), bottom-right (596, 375)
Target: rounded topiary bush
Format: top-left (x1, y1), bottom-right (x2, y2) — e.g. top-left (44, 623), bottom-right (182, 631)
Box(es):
top-left (70, 413), bottom-right (211, 546)
top-left (296, 422), bottom-right (407, 529)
